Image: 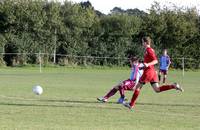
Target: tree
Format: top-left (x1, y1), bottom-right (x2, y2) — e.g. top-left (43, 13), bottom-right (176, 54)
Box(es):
top-left (97, 14), bottom-right (142, 65)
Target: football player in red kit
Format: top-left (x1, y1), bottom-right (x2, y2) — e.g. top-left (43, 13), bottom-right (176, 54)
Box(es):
top-left (123, 36), bottom-right (184, 110)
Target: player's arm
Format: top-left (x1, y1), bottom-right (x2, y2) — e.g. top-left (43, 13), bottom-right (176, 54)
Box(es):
top-left (135, 64), bottom-right (143, 83)
top-left (133, 65), bottom-right (143, 89)
top-left (166, 56), bottom-right (171, 70)
top-left (159, 57), bottom-right (162, 67)
top-left (130, 65), bottom-right (138, 81)
top-left (144, 60), bottom-right (158, 67)
top-left (133, 74), bottom-right (140, 89)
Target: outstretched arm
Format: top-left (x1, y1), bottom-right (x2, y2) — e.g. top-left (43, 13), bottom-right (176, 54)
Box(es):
top-left (166, 57), bottom-right (171, 70)
top-left (144, 59), bottom-right (158, 67)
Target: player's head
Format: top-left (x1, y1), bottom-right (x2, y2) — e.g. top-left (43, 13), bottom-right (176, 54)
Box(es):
top-left (142, 36), bottom-right (151, 48)
top-left (129, 56), bottom-right (139, 65)
top-left (163, 49), bottom-right (167, 56)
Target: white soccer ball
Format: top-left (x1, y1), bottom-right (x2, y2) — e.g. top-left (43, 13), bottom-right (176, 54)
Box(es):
top-left (32, 85), bottom-right (43, 95)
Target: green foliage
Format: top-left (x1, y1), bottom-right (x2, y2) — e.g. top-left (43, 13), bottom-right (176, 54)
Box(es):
top-left (143, 2), bottom-right (199, 68)
top-left (97, 14), bottom-right (142, 59)
top-left (0, 0), bottom-right (199, 68)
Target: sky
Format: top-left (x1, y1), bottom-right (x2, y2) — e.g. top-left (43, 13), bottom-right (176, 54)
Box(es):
top-left (57, 0), bottom-right (200, 14)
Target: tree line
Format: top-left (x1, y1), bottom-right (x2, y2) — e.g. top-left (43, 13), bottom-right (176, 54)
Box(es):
top-left (0, 0), bottom-right (199, 69)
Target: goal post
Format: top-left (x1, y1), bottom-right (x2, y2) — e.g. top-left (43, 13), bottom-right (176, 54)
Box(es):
top-left (38, 52), bottom-right (42, 73)
top-left (182, 57), bottom-right (185, 77)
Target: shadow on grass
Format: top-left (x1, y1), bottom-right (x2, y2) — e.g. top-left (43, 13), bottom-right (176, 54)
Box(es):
top-left (39, 99), bottom-right (200, 108)
top-left (39, 99), bottom-right (117, 104)
top-left (0, 98), bottom-right (199, 109)
top-left (136, 102), bottom-right (200, 108)
top-left (0, 101), bottom-right (122, 110)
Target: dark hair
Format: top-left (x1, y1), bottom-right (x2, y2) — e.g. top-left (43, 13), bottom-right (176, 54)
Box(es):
top-left (129, 56), bottom-right (139, 62)
top-left (142, 36), bottom-right (151, 45)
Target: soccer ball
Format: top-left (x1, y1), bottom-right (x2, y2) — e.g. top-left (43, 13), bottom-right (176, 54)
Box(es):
top-left (32, 85), bottom-right (43, 95)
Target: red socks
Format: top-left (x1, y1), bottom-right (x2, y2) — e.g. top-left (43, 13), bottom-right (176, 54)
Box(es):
top-left (104, 88), bottom-right (118, 99)
top-left (119, 86), bottom-right (125, 98)
top-left (130, 88), bottom-right (141, 107)
top-left (128, 84), bottom-right (176, 108)
top-left (159, 85), bottom-right (175, 92)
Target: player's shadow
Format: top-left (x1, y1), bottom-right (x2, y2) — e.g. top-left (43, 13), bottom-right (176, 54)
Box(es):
top-left (136, 102), bottom-right (200, 108)
top-left (0, 99), bottom-right (121, 110)
top-left (0, 102), bottom-right (70, 108)
top-left (0, 99), bottom-right (199, 109)
top-left (39, 99), bottom-right (117, 104)
top-left (0, 102), bottom-right (122, 110)
top-left (39, 99), bottom-right (200, 108)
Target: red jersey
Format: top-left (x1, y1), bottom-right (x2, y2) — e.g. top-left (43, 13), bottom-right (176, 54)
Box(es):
top-left (144, 47), bottom-right (157, 71)
top-left (139, 47), bottom-right (158, 83)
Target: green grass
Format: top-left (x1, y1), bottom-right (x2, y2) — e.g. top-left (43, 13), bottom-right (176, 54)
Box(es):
top-left (0, 67), bottom-right (199, 130)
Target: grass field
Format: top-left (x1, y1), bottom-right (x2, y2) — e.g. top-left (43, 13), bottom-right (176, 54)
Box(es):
top-left (0, 67), bottom-right (199, 130)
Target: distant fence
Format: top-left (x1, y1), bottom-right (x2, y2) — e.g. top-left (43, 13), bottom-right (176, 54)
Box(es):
top-left (0, 52), bottom-right (129, 67)
top-left (0, 53), bottom-right (197, 75)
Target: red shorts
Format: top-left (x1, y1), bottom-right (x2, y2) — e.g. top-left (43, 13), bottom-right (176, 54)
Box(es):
top-left (159, 69), bottom-right (168, 75)
top-left (121, 79), bottom-right (136, 90)
top-left (139, 69), bottom-right (158, 84)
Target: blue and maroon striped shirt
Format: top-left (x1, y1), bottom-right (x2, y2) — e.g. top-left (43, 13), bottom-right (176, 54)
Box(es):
top-left (130, 63), bottom-right (143, 84)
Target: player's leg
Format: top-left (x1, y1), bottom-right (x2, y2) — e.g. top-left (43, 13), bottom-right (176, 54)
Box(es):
top-left (118, 80), bottom-right (133, 98)
top-left (118, 80), bottom-right (134, 103)
top-left (151, 69), bottom-right (183, 92)
top-left (123, 82), bottom-right (143, 109)
top-left (97, 85), bottom-right (120, 102)
top-left (151, 82), bottom-right (184, 92)
top-left (118, 81), bottom-right (125, 98)
top-left (118, 85), bottom-right (125, 103)
top-left (162, 70), bottom-right (168, 84)
top-left (123, 71), bottom-right (151, 109)
top-left (158, 70), bottom-right (162, 83)
top-left (163, 74), bottom-right (167, 84)
top-left (151, 82), bottom-right (170, 92)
